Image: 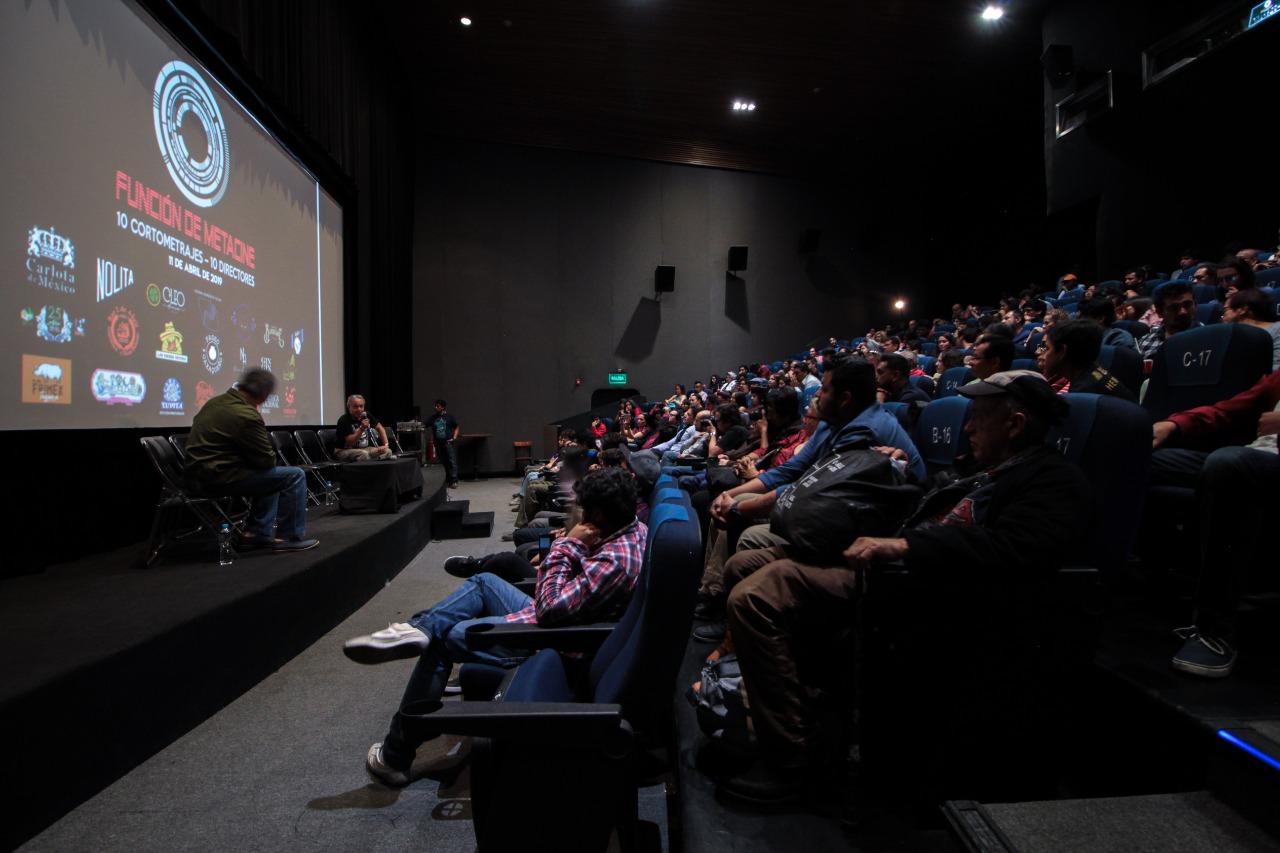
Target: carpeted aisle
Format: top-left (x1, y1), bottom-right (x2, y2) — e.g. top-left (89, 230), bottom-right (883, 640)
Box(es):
top-left (21, 475), bottom-right (617, 853)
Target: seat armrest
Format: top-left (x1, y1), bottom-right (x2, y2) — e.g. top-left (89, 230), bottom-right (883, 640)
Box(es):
top-left (398, 700), bottom-right (633, 756)
top-left (464, 620), bottom-right (617, 652)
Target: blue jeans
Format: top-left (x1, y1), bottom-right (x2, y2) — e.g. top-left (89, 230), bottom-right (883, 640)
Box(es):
top-left (519, 470), bottom-right (543, 497)
top-left (435, 437), bottom-right (458, 482)
top-left (224, 466), bottom-right (307, 539)
top-left (382, 572), bottom-right (534, 766)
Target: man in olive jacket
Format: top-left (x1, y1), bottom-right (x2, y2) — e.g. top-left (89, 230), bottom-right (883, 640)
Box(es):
top-left (184, 367), bottom-right (318, 552)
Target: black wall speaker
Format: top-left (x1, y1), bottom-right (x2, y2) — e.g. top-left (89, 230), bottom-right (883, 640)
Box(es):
top-left (1041, 44), bottom-right (1074, 89)
top-left (799, 229), bottom-right (822, 253)
top-left (728, 245), bottom-right (749, 271)
top-left (655, 265), bottom-right (676, 292)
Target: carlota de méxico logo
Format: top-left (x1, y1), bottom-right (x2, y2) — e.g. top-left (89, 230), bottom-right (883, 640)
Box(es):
top-left (26, 226), bottom-right (77, 295)
top-left (153, 61), bottom-right (229, 208)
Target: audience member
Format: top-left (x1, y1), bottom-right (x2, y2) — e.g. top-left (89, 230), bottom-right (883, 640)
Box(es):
top-left (1137, 282), bottom-right (1200, 360)
top-left (345, 468), bottom-right (645, 786)
top-left (1150, 370), bottom-right (1280, 678)
top-left (1038, 320), bottom-right (1136, 401)
top-left (713, 371), bottom-right (1088, 803)
top-left (969, 333), bottom-right (1015, 381)
top-left (1077, 297), bottom-right (1136, 349)
top-left (1221, 287), bottom-right (1280, 370)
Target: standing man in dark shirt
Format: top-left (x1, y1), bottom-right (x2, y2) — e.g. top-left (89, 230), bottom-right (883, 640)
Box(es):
top-left (335, 394), bottom-right (393, 461)
top-left (184, 367), bottom-right (318, 552)
top-left (428, 398), bottom-right (460, 487)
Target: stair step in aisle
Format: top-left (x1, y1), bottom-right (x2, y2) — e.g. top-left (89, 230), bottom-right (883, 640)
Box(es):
top-left (433, 499), bottom-right (468, 540)
top-left (461, 512), bottom-right (494, 538)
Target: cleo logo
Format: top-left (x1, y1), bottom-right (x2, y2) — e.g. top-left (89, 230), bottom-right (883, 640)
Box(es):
top-left (22, 354), bottom-right (71, 404)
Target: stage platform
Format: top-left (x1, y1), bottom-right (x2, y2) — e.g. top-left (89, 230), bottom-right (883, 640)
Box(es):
top-left (0, 466), bottom-right (446, 851)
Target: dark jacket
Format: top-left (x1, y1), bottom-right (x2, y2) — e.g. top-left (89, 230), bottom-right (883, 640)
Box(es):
top-left (901, 444), bottom-right (1090, 582)
top-left (184, 388), bottom-right (276, 493)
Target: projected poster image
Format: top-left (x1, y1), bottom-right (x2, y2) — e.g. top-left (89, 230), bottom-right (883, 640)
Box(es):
top-left (1, 0), bottom-right (344, 430)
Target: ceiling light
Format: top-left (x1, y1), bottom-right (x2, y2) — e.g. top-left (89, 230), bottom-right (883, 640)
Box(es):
top-left (460, 17), bottom-right (472, 25)
top-left (981, 6), bottom-right (1004, 20)
top-left (732, 100), bottom-right (756, 112)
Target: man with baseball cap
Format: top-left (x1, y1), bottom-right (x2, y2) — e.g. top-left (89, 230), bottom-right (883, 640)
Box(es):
top-left (714, 370), bottom-right (1090, 805)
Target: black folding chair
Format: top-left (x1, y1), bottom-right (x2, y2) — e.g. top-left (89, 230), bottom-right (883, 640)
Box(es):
top-left (315, 428), bottom-right (339, 463)
top-left (294, 429), bottom-right (342, 497)
top-left (269, 431), bottom-right (338, 506)
top-left (137, 436), bottom-right (247, 568)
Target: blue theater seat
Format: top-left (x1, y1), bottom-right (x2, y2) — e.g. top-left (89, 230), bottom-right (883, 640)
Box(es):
top-left (936, 366), bottom-right (973, 398)
top-left (398, 499), bottom-right (702, 850)
top-left (1142, 323), bottom-right (1274, 434)
top-left (912, 395), bottom-right (971, 478)
top-left (1097, 344), bottom-right (1143, 396)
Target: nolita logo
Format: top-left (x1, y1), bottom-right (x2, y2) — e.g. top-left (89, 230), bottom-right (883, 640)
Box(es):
top-left (153, 61), bottom-right (229, 208)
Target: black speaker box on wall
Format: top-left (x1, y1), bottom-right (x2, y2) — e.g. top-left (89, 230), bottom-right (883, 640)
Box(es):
top-left (655, 265), bottom-right (676, 292)
top-left (1041, 44), bottom-right (1074, 89)
top-left (728, 245), bottom-right (748, 271)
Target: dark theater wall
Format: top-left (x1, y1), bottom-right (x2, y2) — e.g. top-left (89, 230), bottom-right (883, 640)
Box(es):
top-left (1042, 0), bottom-right (1280, 277)
top-left (410, 139), bottom-right (877, 466)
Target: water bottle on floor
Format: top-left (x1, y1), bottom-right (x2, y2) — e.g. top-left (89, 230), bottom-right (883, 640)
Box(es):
top-left (218, 524), bottom-right (235, 566)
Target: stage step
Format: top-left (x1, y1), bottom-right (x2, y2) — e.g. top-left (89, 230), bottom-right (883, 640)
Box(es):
top-left (433, 499), bottom-right (469, 539)
top-left (461, 511), bottom-right (495, 538)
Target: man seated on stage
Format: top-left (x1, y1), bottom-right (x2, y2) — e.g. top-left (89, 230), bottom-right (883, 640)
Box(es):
top-left (713, 371), bottom-right (1088, 804)
top-left (334, 394), bottom-right (394, 461)
top-left (342, 467), bottom-right (646, 787)
top-left (183, 367), bottom-right (318, 552)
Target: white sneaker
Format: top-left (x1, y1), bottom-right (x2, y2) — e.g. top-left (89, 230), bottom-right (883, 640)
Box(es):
top-left (366, 742), bottom-right (410, 787)
top-left (343, 622), bottom-right (430, 664)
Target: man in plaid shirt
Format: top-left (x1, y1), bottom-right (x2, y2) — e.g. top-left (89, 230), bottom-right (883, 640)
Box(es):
top-left (343, 467), bottom-right (647, 786)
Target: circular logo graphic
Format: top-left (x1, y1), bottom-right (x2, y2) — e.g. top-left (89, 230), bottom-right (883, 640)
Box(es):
top-left (153, 61), bottom-right (229, 208)
top-left (147, 283), bottom-right (161, 307)
top-left (202, 334), bottom-right (223, 374)
top-left (108, 306), bottom-right (139, 356)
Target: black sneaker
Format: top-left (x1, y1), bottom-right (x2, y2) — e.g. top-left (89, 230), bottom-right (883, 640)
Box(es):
top-left (444, 676), bottom-right (463, 696)
top-left (716, 760), bottom-right (807, 806)
top-left (1172, 626), bottom-right (1237, 678)
top-left (443, 556), bottom-right (482, 578)
top-left (693, 593), bottom-right (725, 622)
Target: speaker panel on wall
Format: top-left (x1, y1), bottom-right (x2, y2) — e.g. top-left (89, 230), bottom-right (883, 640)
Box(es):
top-left (1041, 44), bottom-right (1074, 89)
top-left (728, 245), bottom-right (749, 271)
top-left (799, 229), bottom-right (822, 253)
top-left (655, 265), bottom-right (676, 292)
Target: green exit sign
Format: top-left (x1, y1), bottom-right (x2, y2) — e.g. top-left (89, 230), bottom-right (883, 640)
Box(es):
top-left (607, 372), bottom-right (628, 386)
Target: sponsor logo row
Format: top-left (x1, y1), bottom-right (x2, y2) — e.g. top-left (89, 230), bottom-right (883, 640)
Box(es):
top-left (24, 226), bottom-right (303, 358)
top-left (21, 354), bottom-right (301, 418)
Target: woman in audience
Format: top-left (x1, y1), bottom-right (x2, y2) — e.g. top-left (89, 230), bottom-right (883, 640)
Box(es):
top-left (1222, 287), bottom-right (1280, 370)
top-left (666, 384), bottom-right (688, 407)
top-left (935, 332), bottom-right (955, 355)
top-left (934, 348), bottom-right (966, 383)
